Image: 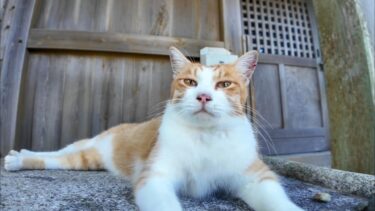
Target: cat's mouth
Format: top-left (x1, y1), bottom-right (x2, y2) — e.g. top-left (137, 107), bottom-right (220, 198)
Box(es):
top-left (193, 107), bottom-right (215, 117)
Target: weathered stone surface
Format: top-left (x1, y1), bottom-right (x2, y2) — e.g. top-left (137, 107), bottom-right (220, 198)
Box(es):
top-left (0, 166), bottom-right (368, 210)
top-left (313, 0), bottom-right (375, 175)
top-left (264, 157), bottom-right (375, 198)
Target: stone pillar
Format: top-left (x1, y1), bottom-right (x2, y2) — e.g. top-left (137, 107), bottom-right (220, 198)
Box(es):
top-left (313, 0), bottom-right (375, 174)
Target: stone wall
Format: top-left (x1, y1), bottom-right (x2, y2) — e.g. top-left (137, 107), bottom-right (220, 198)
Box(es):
top-left (313, 0), bottom-right (375, 174)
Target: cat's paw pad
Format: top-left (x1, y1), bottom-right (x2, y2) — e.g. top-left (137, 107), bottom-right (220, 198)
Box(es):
top-left (4, 153), bottom-right (23, 171)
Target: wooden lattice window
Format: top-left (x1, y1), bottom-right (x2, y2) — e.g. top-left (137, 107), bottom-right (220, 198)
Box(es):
top-left (241, 0), bottom-right (316, 58)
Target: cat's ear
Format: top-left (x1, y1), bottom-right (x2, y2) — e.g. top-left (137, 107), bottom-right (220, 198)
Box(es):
top-left (234, 50), bottom-right (259, 84)
top-left (169, 46), bottom-right (191, 77)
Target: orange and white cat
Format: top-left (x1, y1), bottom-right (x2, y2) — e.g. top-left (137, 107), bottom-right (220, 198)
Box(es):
top-left (4, 47), bottom-right (302, 211)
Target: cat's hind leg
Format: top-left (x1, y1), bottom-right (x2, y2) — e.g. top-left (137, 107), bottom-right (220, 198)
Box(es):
top-left (4, 138), bottom-right (106, 171)
top-left (18, 138), bottom-right (92, 157)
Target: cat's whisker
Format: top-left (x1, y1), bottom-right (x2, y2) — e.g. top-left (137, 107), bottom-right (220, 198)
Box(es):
top-left (253, 127), bottom-right (272, 154)
top-left (249, 117), bottom-right (278, 155)
top-left (240, 105), bottom-right (274, 129)
top-left (147, 99), bottom-right (185, 119)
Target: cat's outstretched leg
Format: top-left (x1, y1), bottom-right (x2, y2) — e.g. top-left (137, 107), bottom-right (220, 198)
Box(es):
top-left (4, 138), bottom-right (104, 171)
top-left (17, 138), bottom-right (92, 157)
top-left (236, 159), bottom-right (303, 211)
top-left (134, 173), bottom-right (182, 211)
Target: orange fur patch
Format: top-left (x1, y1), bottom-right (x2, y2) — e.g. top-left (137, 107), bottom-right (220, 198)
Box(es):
top-left (22, 158), bottom-right (45, 169)
top-left (170, 63), bottom-right (203, 101)
top-left (111, 117), bottom-right (161, 176)
top-left (247, 159), bottom-right (278, 181)
top-left (213, 64), bottom-right (248, 115)
top-left (59, 148), bottom-right (103, 170)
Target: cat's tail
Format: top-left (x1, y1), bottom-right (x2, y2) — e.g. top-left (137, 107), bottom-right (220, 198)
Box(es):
top-left (4, 137), bottom-right (108, 171)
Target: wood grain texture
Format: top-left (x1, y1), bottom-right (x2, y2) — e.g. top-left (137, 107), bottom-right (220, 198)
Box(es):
top-left (252, 64), bottom-right (282, 129)
top-left (16, 52), bottom-right (172, 151)
top-left (0, 0), bottom-right (35, 157)
top-left (27, 29), bottom-right (225, 57)
top-left (284, 65), bottom-right (321, 129)
top-left (34, 0), bottom-right (221, 41)
top-left (220, 0), bottom-right (243, 54)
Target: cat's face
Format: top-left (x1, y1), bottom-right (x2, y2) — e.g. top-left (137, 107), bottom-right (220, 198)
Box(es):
top-left (168, 47), bottom-right (258, 124)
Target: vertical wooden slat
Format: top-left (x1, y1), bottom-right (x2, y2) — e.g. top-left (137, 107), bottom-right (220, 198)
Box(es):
top-left (0, 0), bottom-right (36, 157)
top-left (31, 54), bottom-right (50, 150)
top-left (172, 0), bottom-right (195, 39)
top-left (14, 54), bottom-right (39, 151)
top-left (59, 56), bottom-right (81, 147)
top-left (90, 57), bottom-right (110, 135)
top-left (76, 56), bottom-right (92, 140)
top-left (147, 0), bottom-right (173, 37)
top-left (134, 58), bottom-right (152, 121)
top-left (278, 63), bottom-right (288, 128)
top-left (197, 0), bottom-right (220, 41)
top-left (107, 57), bottom-right (125, 128)
top-left (41, 54), bottom-right (65, 150)
top-left (274, 1), bottom-right (282, 56)
top-left (220, 0), bottom-right (243, 55)
top-left (259, 0), bottom-right (268, 54)
top-left (251, 0), bottom-right (261, 53)
top-left (122, 57), bottom-right (137, 122)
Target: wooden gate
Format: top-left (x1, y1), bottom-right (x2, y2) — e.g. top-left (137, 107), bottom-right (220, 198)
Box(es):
top-left (0, 0), bottom-right (243, 156)
top-left (241, 0), bottom-right (329, 155)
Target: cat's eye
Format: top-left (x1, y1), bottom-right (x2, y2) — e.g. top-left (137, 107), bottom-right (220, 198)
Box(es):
top-left (183, 79), bottom-right (197, 87)
top-left (217, 81), bottom-right (232, 88)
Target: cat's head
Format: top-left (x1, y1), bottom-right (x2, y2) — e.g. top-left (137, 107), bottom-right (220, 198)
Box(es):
top-left (168, 47), bottom-right (258, 125)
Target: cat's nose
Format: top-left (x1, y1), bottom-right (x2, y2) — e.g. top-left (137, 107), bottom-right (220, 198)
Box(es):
top-left (196, 93), bottom-right (212, 103)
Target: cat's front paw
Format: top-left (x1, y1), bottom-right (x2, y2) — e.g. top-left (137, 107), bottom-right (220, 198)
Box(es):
top-left (4, 151), bottom-right (23, 171)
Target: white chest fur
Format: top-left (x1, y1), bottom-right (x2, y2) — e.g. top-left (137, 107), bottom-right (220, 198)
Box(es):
top-left (155, 108), bottom-right (258, 197)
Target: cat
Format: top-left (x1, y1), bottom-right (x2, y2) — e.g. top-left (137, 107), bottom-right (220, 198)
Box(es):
top-left (4, 47), bottom-right (303, 211)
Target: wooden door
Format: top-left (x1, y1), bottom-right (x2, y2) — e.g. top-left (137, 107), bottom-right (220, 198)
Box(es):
top-left (0, 0), bottom-right (243, 155)
top-left (241, 0), bottom-right (329, 155)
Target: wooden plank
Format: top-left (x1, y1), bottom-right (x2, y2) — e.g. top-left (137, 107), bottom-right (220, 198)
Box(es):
top-left (197, 0), bottom-right (221, 41)
top-left (278, 64), bottom-right (288, 128)
top-left (253, 64), bottom-right (282, 129)
top-left (27, 29), bottom-right (224, 57)
top-left (14, 53), bottom-right (40, 151)
top-left (59, 56), bottom-right (82, 147)
top-left (134, 58), bottom-right (152, 122)
top-left (266, 128), bottom-right (326, 139)
top-left (259, 54), bottom-right (316, 67)
top-left (35, 54), bottom-right (65, 150)
top-left (0, 0), bottom-right (9, 72)
top-left (220, 0), bottom-right (243, 55)
top-left (259, 136), bottom-right (329, 155)
top-left (75, 56), bottom-right (92, 140)
top-left (122, 56), bottom-right (137, 123)
top-left (106, 57), bottom-right (125, 128)
top-left (90, 57), bottom-right (110, 136)
top-left (284, 65), bottom-right (322, 129)
top-left (147, 0), bottom-right (173, 36)
top-left (172, 0), bottom-right (195, 39)
top-left (146, 57), bottom-right (173, 120)
top-left (0, 0), bottom-right (36, 157)
top-left (29, 0), bottom-right (42, 28)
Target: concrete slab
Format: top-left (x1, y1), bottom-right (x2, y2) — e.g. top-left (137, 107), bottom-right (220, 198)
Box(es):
top-left (0, 166), bottom-right (368, 210)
